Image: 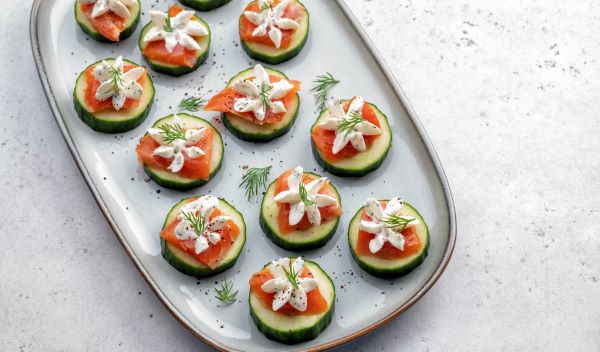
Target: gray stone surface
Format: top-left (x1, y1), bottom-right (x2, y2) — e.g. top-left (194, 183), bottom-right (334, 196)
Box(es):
top-left (1, 0), bottom-right (599, 351)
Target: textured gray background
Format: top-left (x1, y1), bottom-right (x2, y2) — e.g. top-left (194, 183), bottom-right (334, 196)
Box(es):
top-left (2, 0), bottom-right (599, 351)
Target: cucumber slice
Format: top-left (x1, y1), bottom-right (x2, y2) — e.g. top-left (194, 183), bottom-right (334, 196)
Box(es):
top-left (348, 201), bottom-right (429, 278)
top-left (178, 0), bottom-right (232, 11)
top-left (311, 100), bottom-right (392, 177)
top-left (141, 113), bottom-right (224, 190)
top-left (73, 58), bottom-right (154, 133)
top-left (161, 197), bottom-right (246, 278)
top-left (74, 0), bottom-right (141, 42)
top-left (249, 260), bottom-right (335, 344)
top-left (138, 14), bottom-right (211, 76)
top-left (239, 0), bottom-right (309, 64)
top-left (221, 67), bottom-right (299, 142)
top-left (259, 172), bottom-right (341, 251)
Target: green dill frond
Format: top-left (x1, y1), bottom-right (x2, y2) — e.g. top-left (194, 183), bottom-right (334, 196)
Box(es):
top-left (239, 166), bottom-right (271, 200)
top-left (214, 277), bottom-right (238, 305)
top-left (381, 214), bottom-right (415, 231)
top-left (178, 96), bottom-right (207, 112)
top-left (259, 81), bottom-right (271, 111)
top-left (164, 11), bottom-right (173, 32)
top-left (182, 210), bottom-right (207, 235)
top-left (310, 72), bottom-right (340, 111)
top-left (336, 110), bottom-right (363, 136)
top-left (158, 122), bottom-right (187, 144)
top-left (109, 66), bottom-right (124, 93)
top-left (282, 260), bottom-right (299, 289)
top-left (298, 183), bottom-right (315, 206)
top-left (259, 0), bottom-right (272, 11)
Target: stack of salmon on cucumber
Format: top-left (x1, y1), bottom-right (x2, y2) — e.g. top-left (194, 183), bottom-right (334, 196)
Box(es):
top-left (71, 0), bottom-right (430, 345)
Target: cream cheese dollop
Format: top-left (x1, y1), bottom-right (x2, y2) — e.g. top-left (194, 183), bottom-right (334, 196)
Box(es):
top-left (273, 166), bottom-right (337, 227)
top-left (243, 0), bottom-right (300, 48)
top-left (78, 0), bottom-right (137, 19)
top-left (232, 64), bottom-right (294, 121)
top-left (174, 195), bottom-right (231, 255)
top-left (260, 257), bottom-right (318, 312)
top-left (92, 56), bottom-right (144, 111)
top-left (317, 96), bottom-right (382, 154)
top-left (359, 197), bottom-right (419, 253)
top-left (143, 9), bottom-right (209, 53)
top-left (147, 114), bottom-right (206, 173)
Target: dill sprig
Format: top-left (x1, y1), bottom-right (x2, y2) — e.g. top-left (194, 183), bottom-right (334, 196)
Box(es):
top-left (164, 10), bottom-right (173, 32)
top-left (258, 82), bottom-right (271, 111)
top-left (282, 260), bottom-right (299, 289)
top-left (181, 210), bottom-right (207, 235)
top-left (158, 122), bottom-right (186, 144)
top-left (259, 0), bottom-right (272, 11)
top-left (214, 277), bottom-right (238, 305)
top-left (382, 214), bottom-right (415, 231)
top-left (336, 110), bottom-right (363, 136)
top-left (310, 72), bottom-right (340, 111)
top-left (240, 166), bottom-right (271, 200)
top-left (109, 66), bottom-right (124, 93)
top-left (178, 96), bottom-right (207, 112)
top-left (298, 183), bottom-right (315, 206)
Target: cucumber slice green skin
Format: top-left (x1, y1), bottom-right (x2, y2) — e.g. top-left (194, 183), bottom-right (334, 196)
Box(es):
top-left (310, 101), bottom-right (392, 177)
top-left (239, 1), bottom-right (309, 64)
top-left (249, 260), bottom-right (335, 344)
top-left (161, 239), bottom-right (240, 277)
top-left (220, 67), bottom-right (300, 142)
top-left (259, 205), bottom-right (339, 251)
top-left (139, 19), bottom-right (211, 76)
top-left (249, 294), bottom-right (334, 345)
top-left (74, 0), bottom-right (141, 42)
top-left (311, 141), bottom-right (390, 177)
top-left (142, 50), bottom-right (208, 77)
top-left (178, 0), bottom-right (232, 11)
top-left (160, 197), bottom-right (246, 278)
top-left (73, 90), bottom-right (152, 133)
top-left (143, 163), bottom-right (222, 190)
top-left (259, 172), bottom-right (342, 251)
top-left (73, 58), bottom-right (155, 133)
top-left (240, 38), bottom-right (307, 65)
top-left (138, 16), bottom-right (211, 76)
top-left (348, 201), bottom-right (430, 278)
top-left (141, 114), bottom-right (224, 191)
top-left (221, 100), bottom-right (298, 142)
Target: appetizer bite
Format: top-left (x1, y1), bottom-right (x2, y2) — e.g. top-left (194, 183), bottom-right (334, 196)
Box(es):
top-left (178, 0), bottom-right (232, 11)
top-left (205, 64), bottom-right (300, 142)
top-left (73, 56), bottom-right (154, 133)
top-left (135, 113), bottom-right (223, 190)
top-left (139, 5), bottom-right (211, 76)
top-left (348, 197), bottom-right (429, 278)
top-left (160, 195), bottom-right (246, 277)
top-left (260, 166), bottom-right (342, 250)
top-left (239, 0), bottom-right (309, 64)
top-left (311, 96), bottom-right (392, 177)
top-left (249, 257), bottom-right (335, 344)
top-left (75, 0), bottom-right (141, 42)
